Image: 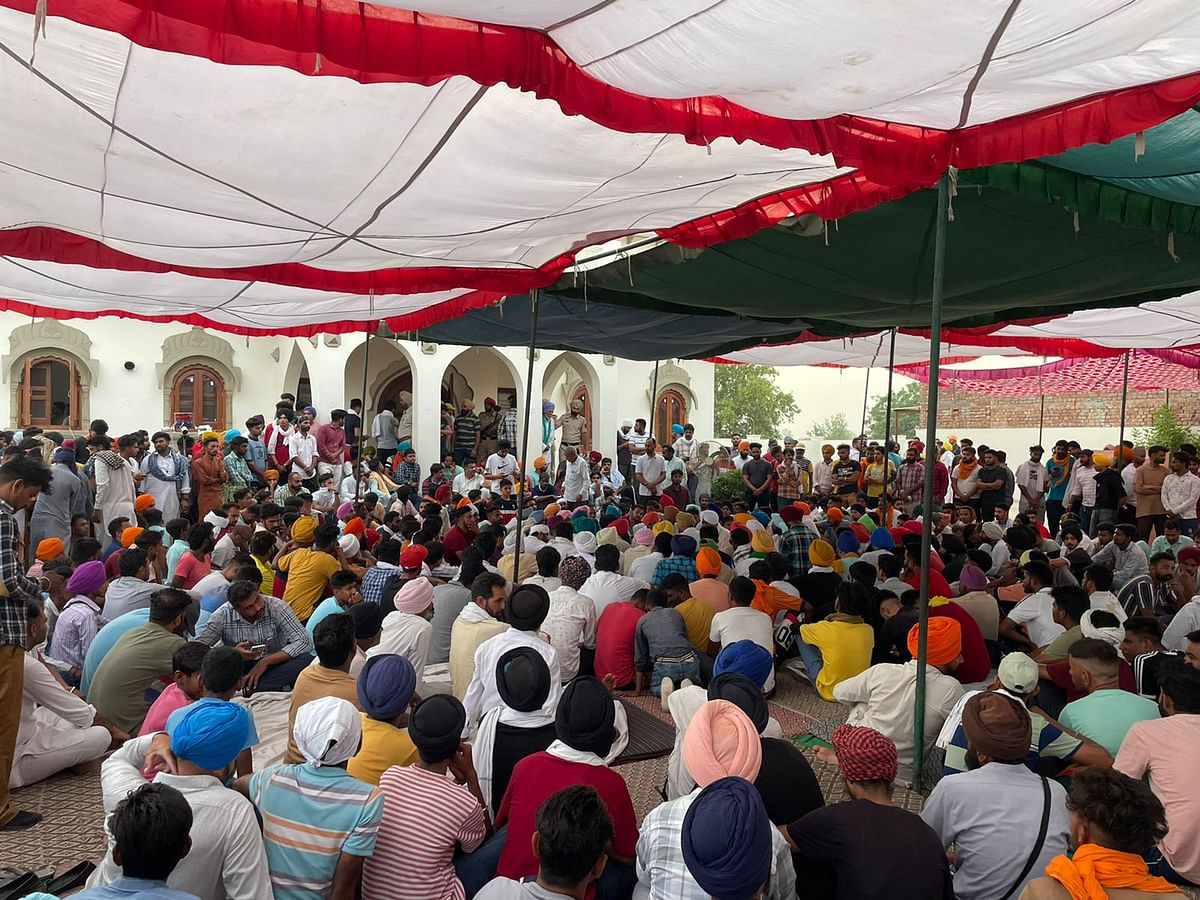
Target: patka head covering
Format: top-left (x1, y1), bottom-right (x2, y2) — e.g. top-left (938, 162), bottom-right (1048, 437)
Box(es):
top-left (496, 646), bottom-right (552, 713)
top-left (507, 584), bottom-right (551, 632)
top-left (961, 691), bottom-right (1031, 763)
top-left (706, 673), bottom-right (769, 734)
top-left (357, 654), bottom-right (416, 722)
top-left (290, 517), bottom-right (317, 545)
top-left (399, 543), bottom-right (428, 570)
top-left (831, 724), bottom-right (898, 783)
top-left (134, 494), bottom-right (156, 513)
top-left (671, 534), bottom-right (698, 558)
top-left (36, 537), bottom-right (64, 562)
top-left (683, 699), bottom-right (762, 787)
top-left (393, 576), bottom-right (434, 615)
top-left (67, 560), bottom-right (106, 595)
top-left (696, 547), bottom-right (723, 578)
top-left (555, 675), bottom-right (616, 757)
top-left (907, 617), bottom-right (962, 667)
top-left (559, 555), bottom-right (592, 591)
top-left (681, 776), bottom-right (772, 900)
top-left (712, 640), bottom-right (773, 689)
top-left (809, 539), bottom-right (836, 568)
top-left (170, 700), bottom-right (252, 771)
top-left (409, 694), bottom-right (466, 762)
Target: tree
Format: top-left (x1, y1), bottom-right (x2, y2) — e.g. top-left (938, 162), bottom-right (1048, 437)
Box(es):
top-left (713, 365), bottom-right (799, 438)
top-left (1133, 404), bottom-right (1200, 453)
top-left (810, 413), bottom-right (853, 440)
top-left (866, 382), bottom-right (922, 441)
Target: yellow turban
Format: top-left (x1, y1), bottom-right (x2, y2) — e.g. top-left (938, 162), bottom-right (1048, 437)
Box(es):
top-left (732, 513), bottom-right (752, 525)
top-left (750, 529), bottom-right (775, 554)
top-left (675, 512), bottom-right (696, 531)
top-left (499, 552), bottom-right (537, 582)
top-left (653, 521), bottom-right (675, 536)
top-left (291, 517), bottom-right (317, 545)
top-left (809, 539), bottom-right (836, 568)
top-left (1092, 452), bottom-right (1113, 470)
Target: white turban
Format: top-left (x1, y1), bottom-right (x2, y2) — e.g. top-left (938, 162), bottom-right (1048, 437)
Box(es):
top-left (338, 534), bottom-right (360, 557)
top-left (1080, 608), bottom-right (1125, 649)
top-left (574, 532), bottom-right (599, 554)
top-left (699, 510), bottom-right (720, 527)
top-left (203, 511), bottom-right (229, 529)
top-left (293, 696), bottom-right (362, 767)
top-left (398, 391), bottom-right (412, 403)
top-left (622, 419), bottom-right (634, 427)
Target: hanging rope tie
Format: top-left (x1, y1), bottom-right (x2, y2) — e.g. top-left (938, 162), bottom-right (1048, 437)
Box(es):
top-left (30, 0), bottom-right (47, 63)
top-left (946, 168), bottom-right (959, 222)
top-left (1168, 232), bottom-right (1180, 263)
top-left (313, 52), bottom-right (322, 74)
top-left (1134, 131), bottom-right (1146, 161)
top-left (1072, 210), bottom-right (1080, 236)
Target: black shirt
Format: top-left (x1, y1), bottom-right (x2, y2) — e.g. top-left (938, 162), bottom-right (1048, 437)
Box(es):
top-left (755, 738), bottom-right (824, 826)
top-left (875, 606), bottom-right (920, 664)
top-left (1095, 469), bottom-right (1125, 509)
top-left (742, 458), bottom-right (774, 489)
top-left (790, 571), bottom-right (842, 621)
top-left (491, 722), bottom-right (558, 813)
top-left (978, 465), bottom-right (1005, 509)
top-left (832, 460), bottom-right (861, 495)
top-left (788, 800), bottom-right (954, 900)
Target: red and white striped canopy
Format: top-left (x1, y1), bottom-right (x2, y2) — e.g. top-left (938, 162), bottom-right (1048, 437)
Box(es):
top-left (1, 0), bottom-right (1200, 333)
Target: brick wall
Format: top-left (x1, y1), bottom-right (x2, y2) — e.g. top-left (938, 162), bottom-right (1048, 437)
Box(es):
top-left (917, 385), bottom-right (1200, 430)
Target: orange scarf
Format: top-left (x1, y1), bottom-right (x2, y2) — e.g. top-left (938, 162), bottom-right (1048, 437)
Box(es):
top-left (1044, 844), bottom-right (1179, 900)
top-left (955, 458), bottom-right (979, 480)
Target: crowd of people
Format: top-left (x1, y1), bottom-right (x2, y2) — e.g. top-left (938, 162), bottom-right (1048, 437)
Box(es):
top-left (0, 401), bottom-right (1198, 899)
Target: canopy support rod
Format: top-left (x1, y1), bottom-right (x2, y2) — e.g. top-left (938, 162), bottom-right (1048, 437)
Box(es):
top-left (513, 289), bottom-right (541, 584)
top-left (649, 359), bottom-right (661, 440)
top-left (913, 172), bottom-right (951, 788)
top-left (859, 363), bottom-right (872, 440)
top-left (1118, 350), bottom-right (1131, 460)
top-left (880, 328), bottom-right (897, 527)
top-left (355, 327), bottom-right (371, 503)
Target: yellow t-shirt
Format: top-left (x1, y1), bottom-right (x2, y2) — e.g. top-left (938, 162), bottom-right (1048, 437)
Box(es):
top-left (347, 714), bottom-right (419, 785)
top-left (278, 547), bottom-right (342, 621)
top-left (284, 663), bottom-right (361, 764)
top-left (675, 597), bottom-right (715, 654)
top-left (797, 616), bottom-right (875, 702)
top-left (253, 556), bottom-right (276, 598)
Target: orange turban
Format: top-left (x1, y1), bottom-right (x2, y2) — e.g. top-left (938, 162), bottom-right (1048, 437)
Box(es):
top-left (344, 517), bottom-right (366, 537)
top-left (826, 508), bottom-right (844, 523)
top-left (265, 469), bottom-right (280, 480)
top-left (544, 504), bottom-right (561, 518)
top-left (36, 538), bottom-right (64, 561)
top-left (738, 440), bottom-right (751, 451)
top-left (642, 512), bottom-right (661, 526)
top-left (120, 526), bottom-right (144, 548)
top-left (134, 494), bottom-right (155, 513)
top-left (907, 617), bottom-right (963, 667)
top-left (696, 547), bottom-right (722, 578)
top-left (732, 513), bottom-right (752, 525)
top-left (794, 501), bottom-right (811, 516)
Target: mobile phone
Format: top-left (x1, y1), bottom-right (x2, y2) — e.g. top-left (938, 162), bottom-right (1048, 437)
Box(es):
top-left (251, 643), bottom-right (267, 655)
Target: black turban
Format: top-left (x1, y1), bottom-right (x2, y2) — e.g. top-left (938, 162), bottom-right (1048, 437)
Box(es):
top-left (682, 776), bottom-right (772, 900)
top-left (409, 694), bottom-right (465, 762)
top-left (555, 676), bottom-right (615, 757)
top-left (506, 584), bottom-right (550, 632)
top-left (348, 602), bottom-right (384, 640)
top-left (1005, 526), bottom-right (1038, 552)
top-left (496, 647), bottom-right (552, 713)
top-left (707, 673), bottom-right (769, 735)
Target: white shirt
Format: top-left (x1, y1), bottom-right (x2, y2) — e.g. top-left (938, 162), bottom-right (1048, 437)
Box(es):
top-left (1068, 464), bottom-right (1098, 506)
top-left (18, 651), bottom-right (97, 755)
top-left (543, 585), bottom-right (597, 681)
top-left (834, 660), bottom-right (966, 786)
top-left (453, 471), bottom-right (485, 495)
top-left (579, 570), bottom-right (651, 618)
top-left (192, 571), bottom-right (231, 598)
top-left (286, 431), bottom-right (318, 474)
top-left (628, 431), bottom-right (649, 453)
top-left (371, 611), bottom-right (433, 691)
top-left (463, 629), bottom-right (561, 729)
top-left (92, 735), bottom-right (273, 900)
top-left (602, 467), bottom-right (626, 491)
top-left (561, 455), bottom-right (592, 502)
top-left (1005, 588), bottom-right (1065, 647)
top-left (484, 453), bottom-right (518, 479)
top-left (628, 552), bottom-right (665, 584)
top-left (1121, 463), bottom-right (1137, 506)
top-left (812, 459), bottom-right (834, 493)
top-left (1163, 596), bottom-right (1200, 650)
top-left (1088, 589), bottom-right (1127, 622)
top-left (952, 464), bottom-right (980, 499)
top-left (709, 606), bottom-right (776, 691)
top-left (371, 409), bottom-right (399, 448)
top-left (102, 577), bottom-right (163, 620)
top-left (1015, 460), bottom-right (1049, 500)
top-left (1161, 471), bottom-right (1200, 518)
top-left (635, 454), bottom-right (668, 496)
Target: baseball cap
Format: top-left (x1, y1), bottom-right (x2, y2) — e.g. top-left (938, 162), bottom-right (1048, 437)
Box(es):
top-left (997, 653), bottom-right (1038, 695)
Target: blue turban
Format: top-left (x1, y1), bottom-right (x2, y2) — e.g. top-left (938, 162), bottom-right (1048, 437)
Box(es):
top-left (530, 510), bottom-right (545, 524)
top-left (672, 423), bottom-right (685, 435)
top-left (682, 776), bottom-right (772, 900)
top-left (836, 529), bottom-right (860, 554)
top-left (605, 504), bottom-right (621, 519)
top-left (358, 654), bottom-right (416, 722)
top-left (869, 528), bottom-right (895, 550)
top-left (170, 700), bottom-right (251, 770)
top-left (671, 534), bottom-right (697, 558)
top-left (398, 441), bottom-right (412, 451)
top-left (751, 511), bottom-right (770, 527)
top-left (713, 640), bottom-right (773, 689)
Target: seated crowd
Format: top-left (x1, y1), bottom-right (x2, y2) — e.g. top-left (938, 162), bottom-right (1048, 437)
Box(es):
top-left (1, 417), bottom-right (1198, 899)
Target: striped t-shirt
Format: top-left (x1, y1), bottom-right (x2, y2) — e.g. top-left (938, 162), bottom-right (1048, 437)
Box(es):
top-left (362, 764), bottom-right (488, 900)
top-left (248, 763), bottom-right (383, 900)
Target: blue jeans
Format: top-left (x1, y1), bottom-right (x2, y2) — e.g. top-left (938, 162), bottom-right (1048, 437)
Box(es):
top-left (795, 635), bottom-right (825, 685)
top-left (455, 825), bottom-right (507, 898)
top-left (651, 655), bottom-right (700, 695)
top-left (1079, 505), bottom-right (1093, 535)
top-left (1179, 518), bottom-right (1198, 537)
top-left (1090, 507), bottom-right (1117, 538)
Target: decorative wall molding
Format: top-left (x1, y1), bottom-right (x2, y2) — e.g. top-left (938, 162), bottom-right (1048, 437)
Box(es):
top-left (155, 327), bottom-right (241, 391)
top-left (2, 318), bottom-right (100, 387)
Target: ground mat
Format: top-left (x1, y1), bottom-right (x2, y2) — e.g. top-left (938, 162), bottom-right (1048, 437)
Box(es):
top-left (614, 698), bottom-right (677, 764)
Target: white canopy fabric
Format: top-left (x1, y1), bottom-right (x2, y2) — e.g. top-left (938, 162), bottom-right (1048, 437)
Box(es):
top-left (0, 1), bottom-right (1199, 333)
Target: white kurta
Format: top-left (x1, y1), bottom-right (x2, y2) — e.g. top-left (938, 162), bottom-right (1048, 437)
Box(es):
top-left (140, 452), bottom-right (190, 520)
top-left (95, 456), bottom-right (138, 527)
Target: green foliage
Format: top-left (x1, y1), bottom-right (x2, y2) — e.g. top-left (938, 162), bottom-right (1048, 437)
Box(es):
top-left (1133, 404), bottom-right (1200, 453)
top-left (714, 365), bottom-right (799, 438)
top-left (866, 382), bottom-right (922, 440)
top-left (810, 413), bottom-right (853, 441)
top-left (709, 469), bottom-right (746, 503)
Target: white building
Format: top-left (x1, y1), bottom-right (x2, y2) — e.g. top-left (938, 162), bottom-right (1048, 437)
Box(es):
top-left (0, 312), bottom-right (715, 466)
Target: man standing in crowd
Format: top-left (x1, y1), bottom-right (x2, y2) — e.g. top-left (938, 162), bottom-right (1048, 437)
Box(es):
top-left (1134, 445), bottom-right (1169, 542)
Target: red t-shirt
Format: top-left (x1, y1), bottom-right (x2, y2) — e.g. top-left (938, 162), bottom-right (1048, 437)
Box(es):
top-left (930, 602), bottom-right (990, 684)
top-left (904, 569), bottom-right (954, 601)
top-left (442, 524), bottom-right (473, 566)
top-left (594, 603), bottom-right (645, 688)
top-left (105, 548), bottom-right (124, 580)
top-left (495, 753), bottom-right (638, 880)
top-left (174, 552), bottom-right (213, 591)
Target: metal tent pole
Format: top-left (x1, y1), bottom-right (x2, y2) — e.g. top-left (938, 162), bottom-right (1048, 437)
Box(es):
top-left (913, 172), bottom-right (951, 787)
top-left (1117, 350), bottom-right (1131, 457)
top-left (880, 328), bottom-right (897, 526)
top-left (512, 290), bottom-right (541, 584)
top-left (649, 360), bottom-right (661, 440)
top-left (355, 328), bottom-right (371, 502)
top-left (1037, 370), bottom-right (1045, 449)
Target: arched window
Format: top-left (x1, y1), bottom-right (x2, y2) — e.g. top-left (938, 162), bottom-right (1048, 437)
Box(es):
top-left (171, 366), bottom-right (226, 430)
top-left (655, 388), bottom-right (688, 441)
top-left (18, 356), bottom-right (81, 429)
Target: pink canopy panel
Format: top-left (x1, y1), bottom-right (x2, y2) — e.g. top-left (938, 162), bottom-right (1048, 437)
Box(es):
top-left (901, 350), bottom-right (1200, 396)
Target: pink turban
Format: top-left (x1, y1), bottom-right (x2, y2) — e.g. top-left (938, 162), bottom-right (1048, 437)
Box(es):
top-left (683, 699), bottom-right (763, 787)
top-left (392, 576), bottom-right (434, 615)
top-left (634, 527), bottom-right (655, 546)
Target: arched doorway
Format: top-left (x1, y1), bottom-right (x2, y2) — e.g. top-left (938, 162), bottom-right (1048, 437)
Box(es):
top-left (379, 369), bottom-right (413, 411)
top-left (17, 356), bottom-right (81, 429)
top-left (171, 365), bottom-right (227, 431)
top-left (655, 388), bottom-right (688, 441)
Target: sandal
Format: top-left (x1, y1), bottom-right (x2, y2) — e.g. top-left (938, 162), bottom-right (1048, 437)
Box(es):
top-left (45, 861), bottom-right (95, 896)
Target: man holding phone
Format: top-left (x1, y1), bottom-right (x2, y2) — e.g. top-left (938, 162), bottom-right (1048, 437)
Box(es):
top-left (195, 578), bottom-right (314, 692)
